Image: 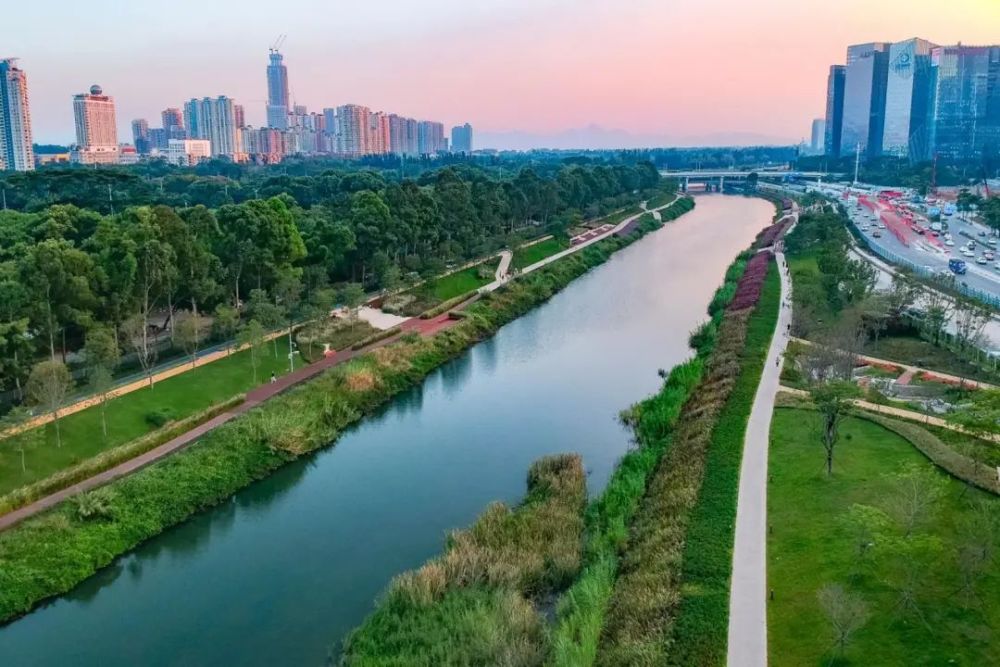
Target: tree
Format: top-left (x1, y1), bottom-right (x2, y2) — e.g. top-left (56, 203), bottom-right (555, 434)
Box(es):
top-left (174, 311), bottom-right (205, 367)
top-left (884, 271), bottom-right (920, 328)
top-left (26, 359), bottom-right (73, 448)
top-left (945, 388), bottom-right (1000, 476)
top-left (884, 464), bottom-right (944, 538)
top-left (0, 407), bottom-right (36, 473)
top-left (84, 326), bottom-right (120, 438)
top-left (121, 315), bottom-right (158, 388)
top-left (213, 303), bottom-right (240, 355)
top-left (809, 380), bottom-right (858, 476)
top-left (247, 288), bottom-right (283, 358)
top-left (952, 294), bottom-right (991, 354)
top-left (817, 584), bottom-right (869, 659)
top-left (955, 499), bottom-right (998, 606)
top-left (338, 283), bottom-right (366, 331)
top-left (237, 319), bottom-right (265, 384)
top-left (920, 289), bottom-right (953, 346)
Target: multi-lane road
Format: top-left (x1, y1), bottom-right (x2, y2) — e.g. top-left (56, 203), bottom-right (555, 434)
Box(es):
top-left (845, 202), bottom-right (1000, 300)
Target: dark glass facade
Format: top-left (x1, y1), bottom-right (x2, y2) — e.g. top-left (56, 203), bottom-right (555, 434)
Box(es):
top-left (931, 45), bottom-right (1000, 161)
top-left (825, 65), bottom-right (846, 157)
top-left (841, 42), bottom-right (890, 158)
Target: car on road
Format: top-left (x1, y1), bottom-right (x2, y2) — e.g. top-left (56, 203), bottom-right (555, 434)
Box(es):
top-left (878, 222), bottom-right (886, 229)
top-left (979, 230), bottom-right (987, 237)
top-left (872, 230), bottom-right (882, 238)
top-left (962, 249), bottom-right (975, 257)
top-left (977, 256), bottom-right (988, 265)
top-left (945, 239), bottom-right (955, 246)
top-left (949, 258), bottom-right (968, 275)
top-left (994, 262), bottom-right (1000, 271)
top-left (986, 251), bottom-right (995, 261)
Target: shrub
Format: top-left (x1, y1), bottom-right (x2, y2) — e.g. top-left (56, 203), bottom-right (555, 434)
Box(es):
top-left (73, 488), bottom-right (117, 521)
top-left (144, 408), bottom-right (177, 427)
top-left (350, 326), bottom-right (402, 351)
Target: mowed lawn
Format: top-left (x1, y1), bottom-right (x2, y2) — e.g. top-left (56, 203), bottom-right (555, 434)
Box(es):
top-left (767, 408), bottom-right (1000, 666)
top-left (430, 264), bottom-right (494, 301)
top-left (512, 238), bottom-right (567, 270)
top-left (0, 337), bottom-right (295, 497)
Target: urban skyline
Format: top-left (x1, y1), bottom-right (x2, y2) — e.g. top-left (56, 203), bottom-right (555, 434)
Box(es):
top-left (4, 0), bottom-right (996, 149)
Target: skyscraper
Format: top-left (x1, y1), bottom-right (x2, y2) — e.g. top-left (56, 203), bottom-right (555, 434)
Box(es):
top-left (451, 123), bottom-right (473, 153)
top-left (930, 45), bottom-right (1000, 161)
top-left (0, 58), bottom-right (34, 171)
top-left (882, 38), bottom-right (937, 161)
top-left (418, 121), bottom-right (445, 155)
top-left (72, 84), bottom-right (119, 164)
top-left (266, 50), bottom-right (290, 130)
top-left (841, 42), bottom-right (890, 158)
top-left (368, 112), bottom-right (390, 154)
top-left (824, 65), bottom-right (846, 157)
top-left (335, 104), bottom-right (370, 156)
top-left (184, 96), bottom-right (241, 158)
top-left (162, 107), bottom-right (185, 139)
top-left (234, 104), bottom-right (245, 129)
top-left (810, 119), bottom-right (825, 153)
top-left (131, 118), bottom-right (151, 154)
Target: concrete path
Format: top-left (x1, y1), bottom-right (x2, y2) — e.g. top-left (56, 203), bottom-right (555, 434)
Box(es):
top-left (726, 237), bottom-right (795, 666)
top-left (495, 249), bottom-right (513, 283)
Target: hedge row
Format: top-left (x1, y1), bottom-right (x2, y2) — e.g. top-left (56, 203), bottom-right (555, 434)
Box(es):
top-left (349, 325), bottom-right (402, 350)
top-left (419, 291), bottom-right (479, 319)
top-left (340, 454), bottom-right (586, 665)
top-left (594, 256), bottom-right (775, 664)
top-left (0, 198), bottom-right (695, 624)
top-left (0, 395), bottom-right (245, 517)
top-left (665, 261), bottom-right (781, 665)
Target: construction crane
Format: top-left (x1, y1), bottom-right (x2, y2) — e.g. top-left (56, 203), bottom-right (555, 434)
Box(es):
top-left (270, 34), bottom-right (286, 54)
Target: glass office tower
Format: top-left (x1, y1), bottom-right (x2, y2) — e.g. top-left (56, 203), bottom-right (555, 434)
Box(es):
top-left (824, 65), bottom-right (846, 157)
top-left (930, 45), bottom-right (1000, 161)
top-left (882, 38), bottom-right (937, 161)
top-left (841, 42), bottom-right (890, 158)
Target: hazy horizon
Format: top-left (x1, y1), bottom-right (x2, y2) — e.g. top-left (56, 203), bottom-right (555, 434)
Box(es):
top-left (8, 0), bottom-right (999, 149)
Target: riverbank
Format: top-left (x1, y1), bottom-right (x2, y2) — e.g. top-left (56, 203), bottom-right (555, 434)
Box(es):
top-left (0, 199), bottom-right (694, 625)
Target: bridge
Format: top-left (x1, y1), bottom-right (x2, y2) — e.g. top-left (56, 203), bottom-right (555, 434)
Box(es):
top-left (659, 169), bottom-right (833, 192)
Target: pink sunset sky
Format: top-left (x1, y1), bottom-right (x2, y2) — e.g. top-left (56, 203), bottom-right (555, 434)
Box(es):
top-left (8, 0), bottom-right (1000, 148)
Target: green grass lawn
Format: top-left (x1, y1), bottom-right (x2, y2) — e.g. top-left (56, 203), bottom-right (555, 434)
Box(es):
top-left (512, 237), bottom-right (567, 270)
top-left (431, 264), bottom-right (493, 300)
top-left (0, 337), bottom-right (296, 497)
top-left (865, 334), bottom-right (1000, 385)
top-left (768, 408), bottom-right (1000, 666)
top-left (644, 192), bottom-right (675, 209)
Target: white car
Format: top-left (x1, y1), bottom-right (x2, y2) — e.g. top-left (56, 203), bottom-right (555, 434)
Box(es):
top-left (962, 249), bottom-right (975, 257)
top-left (878, 223), bottom-right (886, 229)
top-left (945, 239), bottom-right (955, 246)
top-left (977, 256), bottom-right (988, 265)
top-left (994, 262), bottom-right (1000, 271)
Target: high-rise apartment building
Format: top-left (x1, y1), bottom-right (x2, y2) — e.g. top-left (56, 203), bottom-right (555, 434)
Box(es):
top-left (184, 96), bottom-right (242, 159)
top-left (335, 104), bottom-right (370, 156)
top-left (451, 123), bottom-right (473, 153)
top-left (131, 118), bottom-right (151, 154)
top-left (162, 107), bottom-right (185, 139)
top-left (368, 112), bottom-right (390, 154)
top-left (841, 42), bottom-right (890, 158)
top-left (405, 118), bottom-right (419, 157)
top-left (0, 58), bottom-right (34, 171)
top-left (824, 65), bottom-right (846, 157)
top-left (266, 50), bottom-right (290, 130)
top-left (417, 121), bottom-right (446, 155)
top-left (930, 45), bottom-right (1000, 161)
top-left (234, 104), bottom-right (245, 129)
top-left (882, 38), bottom-right (937, 160)
top-left (72, 84), bottom-right (119, 165)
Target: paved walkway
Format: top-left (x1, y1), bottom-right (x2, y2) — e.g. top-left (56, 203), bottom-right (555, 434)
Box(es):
top-left (495, 249), bottom-right (513, 283)
top-left (727, 246), bottom-right (793, 667)
top-left (727, 202), bottom-right (798, 666)
top-left (0, 324), bottom-right (426, 532)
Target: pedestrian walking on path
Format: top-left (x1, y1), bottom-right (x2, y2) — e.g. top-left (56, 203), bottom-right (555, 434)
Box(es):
top-left (270, 372), bottom-right (277, 384)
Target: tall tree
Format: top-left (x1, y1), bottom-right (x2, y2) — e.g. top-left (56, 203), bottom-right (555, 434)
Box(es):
top-left (26, 359), bottom-right (73, 448)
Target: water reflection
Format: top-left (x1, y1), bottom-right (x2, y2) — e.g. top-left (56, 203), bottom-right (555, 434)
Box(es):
top-left (0, 196), bottom-right (776, 667)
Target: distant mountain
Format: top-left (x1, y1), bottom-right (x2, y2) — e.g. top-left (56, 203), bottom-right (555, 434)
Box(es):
top-left (477, 124), bottom-right (797, 151)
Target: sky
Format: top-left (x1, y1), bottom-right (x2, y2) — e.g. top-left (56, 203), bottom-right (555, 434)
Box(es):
top-left (7, 0), bottom-right (1000, 149)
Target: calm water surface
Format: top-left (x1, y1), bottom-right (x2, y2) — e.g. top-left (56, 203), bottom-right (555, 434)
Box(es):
top-left (0, 195), bottom-right (774, 666)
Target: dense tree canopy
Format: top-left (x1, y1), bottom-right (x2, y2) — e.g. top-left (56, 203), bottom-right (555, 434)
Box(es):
top-left (0, 161), bottom-right (666, 398)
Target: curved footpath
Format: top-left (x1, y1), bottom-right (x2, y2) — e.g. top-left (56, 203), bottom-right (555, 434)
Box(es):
top-left (726, 215), bottom-right (795, 666)
top-left (0, 198), bottom-right (679, 533)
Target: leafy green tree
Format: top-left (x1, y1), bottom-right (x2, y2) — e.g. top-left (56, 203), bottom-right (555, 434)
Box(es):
top-left (809, 380), bottom-right (858, 476)
top-left (0, 407), bottom-right (37, 473)
top-left (338, 283), bottom-right (366, 331)
top-left (212, 303), bottom-right (240, 354)
top-left (236, 319), bottom-right (266, 384)
top-left (174, 311), bottom-right (206, 367)
top-left (26, 359), bottom-right (73, 448)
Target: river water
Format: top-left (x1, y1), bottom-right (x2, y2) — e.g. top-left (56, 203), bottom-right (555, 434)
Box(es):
top-left (0, 195), bottom-right (774, 666)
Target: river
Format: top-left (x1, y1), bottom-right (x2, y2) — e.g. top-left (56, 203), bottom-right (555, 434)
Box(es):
top-left (0, 195), bottom-right (774, 666)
